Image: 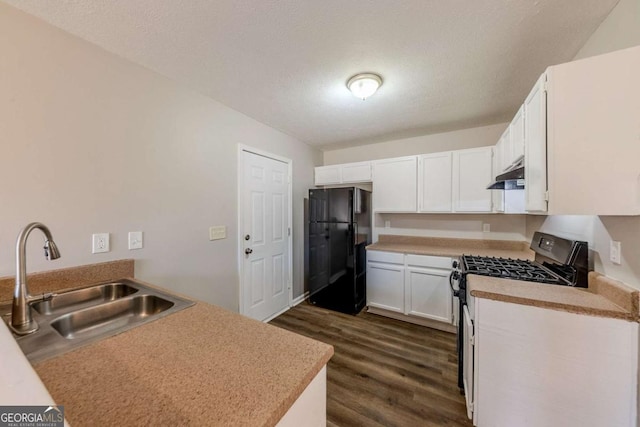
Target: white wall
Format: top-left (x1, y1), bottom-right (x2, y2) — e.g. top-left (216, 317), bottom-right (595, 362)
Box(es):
top-left (0, 4), bottom-right (322, 309)
top-left (573, 0), bottom-right (640, 60)
top-left (323, 123), bottom-right (507, 164)
top-left (377, 214), bottom-right (527, 242)
top-left (525, 0), bottom-right (640, 289)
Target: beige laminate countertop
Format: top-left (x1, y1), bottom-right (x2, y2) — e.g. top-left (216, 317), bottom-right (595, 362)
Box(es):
top-left (34, 299), bottom-right (333, 426)
top-left (468, 274), bottom-right (638, 321)
top-left (0, 262), bottom-right (334, 427)
top-left (366, 235), bottom-right (534, 260)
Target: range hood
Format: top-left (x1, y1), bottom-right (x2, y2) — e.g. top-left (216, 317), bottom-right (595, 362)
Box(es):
top-left (487, 155), bottom-right (525, 190)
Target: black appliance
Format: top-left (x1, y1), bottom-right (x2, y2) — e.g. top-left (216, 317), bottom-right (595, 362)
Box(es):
top-left (451, 232), bottom-right (590, 390)
top-left (307, 187), bottom-right (371, 314)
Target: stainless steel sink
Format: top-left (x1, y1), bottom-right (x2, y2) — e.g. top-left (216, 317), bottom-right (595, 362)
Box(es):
top-left (1, 279), bottom-right (193, 363)
top-left (51, 295), bottom-right (174, 339)
top-left (33, 283), bottom-right (138, 315)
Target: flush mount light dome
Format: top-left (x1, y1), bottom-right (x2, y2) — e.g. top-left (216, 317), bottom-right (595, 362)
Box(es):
top-left (347, 73), bottom-right (383, 100)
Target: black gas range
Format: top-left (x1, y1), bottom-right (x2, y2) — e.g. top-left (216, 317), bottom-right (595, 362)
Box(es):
top-left (454, 232), bottom-right (590, 390)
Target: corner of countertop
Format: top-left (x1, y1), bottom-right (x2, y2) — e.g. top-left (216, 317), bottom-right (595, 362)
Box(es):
top-left (589, 271), bottom-right (640, 321)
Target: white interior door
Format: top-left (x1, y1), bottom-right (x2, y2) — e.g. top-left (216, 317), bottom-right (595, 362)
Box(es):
top-left (242, 150), bottom-right (290, 321)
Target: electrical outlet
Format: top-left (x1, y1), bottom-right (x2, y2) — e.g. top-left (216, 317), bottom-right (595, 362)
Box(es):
top-left (209, 226), bottom-right (227, 241)
top-left (128, 231), bottom-right (143, 250)
top-left (610, 240), bottom-right (622, 265)
top-left (483, 223), bottom-right (491, 233)
top-left (384, 220), bottom-right (391, 228)
top-left (92, 233), bottom-right (110, 254)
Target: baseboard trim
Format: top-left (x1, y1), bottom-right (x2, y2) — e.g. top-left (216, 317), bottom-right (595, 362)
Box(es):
top-left (367, 306), bottom-right (456, 334)
top-left (263, 306), bottom-right (290, 323)
top-left (291, 292), bottom-right (309, 307)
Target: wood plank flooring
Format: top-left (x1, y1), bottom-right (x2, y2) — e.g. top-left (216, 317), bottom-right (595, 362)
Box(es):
top-left (270, 303), bottom-right (472, 427)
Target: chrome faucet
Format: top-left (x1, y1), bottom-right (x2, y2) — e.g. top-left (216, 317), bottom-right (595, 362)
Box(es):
top-left (10, 222), bottom-right (61, 335)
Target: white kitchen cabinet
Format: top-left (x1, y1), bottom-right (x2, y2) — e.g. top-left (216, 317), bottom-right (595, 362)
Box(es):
top-left (522, 46), bottom-right (640, 215)
top-left (314, 165), bottom-right (341, 186)
top-left (452, 147), bottom-right (493, 212)
top-left (367, 251), bottom-right (454, 328)
top-left (473, 298), bottom-right (638, 427)
top-left (372, 156), bottom-right (418, 212)
top-left (366, 251), bottom-right (405, 313)
top-left (340, 161), bottom-right (372, 183)
top-left (314, 161), bottom-right (372, 186)
top-left (509, 105), bottom-right (525, 163)
top-left (418, 152), bottom-right (453, 212)
top-left (524, 73), bottom-right (548, 213)
top-left (497, 126), bottom-right (511, 173)
top-left (405, 255), bottom-right (453, 323)
top-left (491, 145), bottom-right (504, 213)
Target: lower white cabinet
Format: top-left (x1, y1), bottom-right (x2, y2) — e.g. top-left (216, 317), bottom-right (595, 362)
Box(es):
top-left (367, 250), bottom-right (453, 325)
top-left (473, 298), bottom-right (638, 427)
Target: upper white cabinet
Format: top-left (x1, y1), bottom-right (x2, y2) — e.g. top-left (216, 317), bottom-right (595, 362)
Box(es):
top-left (509, 105), bottom-right (525, 163)
top-left (418, 152), bottom-right (453, 212)
top-left (372, 156), bottom-right (418, 212)
top-left (314, 161), bottom-right (372, 186)
top-left (314, 165), bottom-right (341, 185)
top-left (452, 147), bottom-right (493, 212)
top-left (544, 46), bottom-right (640, 215)
top-left (524, 73), bottom-right (548, 213)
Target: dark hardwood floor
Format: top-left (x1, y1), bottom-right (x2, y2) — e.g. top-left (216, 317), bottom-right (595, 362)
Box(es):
top-left (270, 303), bottom-right (472, 427)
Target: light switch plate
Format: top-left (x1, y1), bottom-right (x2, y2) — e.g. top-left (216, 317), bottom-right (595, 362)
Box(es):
top-left (92, 233), bottom-right (110, 254)
top-left (209, 226), bottom-right (227, 241)
top-left (610, 240), bottom-right (622, 265)
top-left (128, 231), bottom-right (143, 250)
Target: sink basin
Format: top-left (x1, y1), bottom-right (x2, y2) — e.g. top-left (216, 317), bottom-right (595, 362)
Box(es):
top-left (51, 295), bottom-right (174, 339)
top-left (33, 283), bottom-right (138, 315)
top-left (2, 279), bottom-right (193, 363)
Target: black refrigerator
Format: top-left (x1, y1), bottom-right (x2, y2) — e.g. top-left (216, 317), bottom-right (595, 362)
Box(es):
top-left (307, 187), bottom-right (371, 314)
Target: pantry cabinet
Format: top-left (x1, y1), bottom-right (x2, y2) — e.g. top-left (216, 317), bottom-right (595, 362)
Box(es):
top-left (367, 250), bottom-right (454, 327)
top-left (452, 147), bottom-right (493, 212)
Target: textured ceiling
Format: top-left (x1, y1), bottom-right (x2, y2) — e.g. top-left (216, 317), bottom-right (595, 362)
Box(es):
top-left (3, 0), bottom-right (619, 149)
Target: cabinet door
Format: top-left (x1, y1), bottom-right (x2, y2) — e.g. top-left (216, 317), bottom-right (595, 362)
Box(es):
top-left (499, 127), bottom-right (511, 172)
top-left (524, 73), bottom-right (548, 213)
top-left (418, 152), bottom-right (452, 212)
top-left (491, 145), bottom-right (504, 213)
top-left (341, 161), bottom-right (372, 183)
top-left (406, 266), bottom-right (453, 323)
top-left (314, 166), bottom-right (341, 186)
top-left (366, 261), bottom-right (405, 313)
top-left (452, 147), bottom-right (493, 212)
top-left (372, 156), bottom-right (418, 212)
top-left (476, 298), bottom-right (638, 427)
top-left (510, 105), bottom-right (525, 162)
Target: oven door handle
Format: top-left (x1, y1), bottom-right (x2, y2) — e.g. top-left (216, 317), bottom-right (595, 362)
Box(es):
top-left (449, 271), bottom-right (460, 297)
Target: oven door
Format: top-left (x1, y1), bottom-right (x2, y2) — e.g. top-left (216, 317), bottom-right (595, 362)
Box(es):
top-left (462, 304), bottom-right (474, 420)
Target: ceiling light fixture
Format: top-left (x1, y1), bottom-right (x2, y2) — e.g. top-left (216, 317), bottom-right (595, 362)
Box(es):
top-left (347, 73), bottom-right (383, 100)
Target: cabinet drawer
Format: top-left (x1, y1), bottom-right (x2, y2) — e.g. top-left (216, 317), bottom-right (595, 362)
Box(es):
top-left (367, 250), bottom-right (404, 264)
top-left (406, 254), bottom-right (452, 269)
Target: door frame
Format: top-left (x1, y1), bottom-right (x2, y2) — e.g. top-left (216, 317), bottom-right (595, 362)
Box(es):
top-left (237, 144), bottom-right (293, 320)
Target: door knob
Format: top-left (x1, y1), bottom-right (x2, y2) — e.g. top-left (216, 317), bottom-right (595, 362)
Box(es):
top-left (245, 248), bottom-right (253, 255)
top-left (244, 234), bottom-right (250, 241)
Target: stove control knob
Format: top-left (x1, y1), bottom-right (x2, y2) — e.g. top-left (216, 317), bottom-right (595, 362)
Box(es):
top-left (452, 260), bottom-right (459, 269)
top-left (451, 271), bottom-right (460, 281)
